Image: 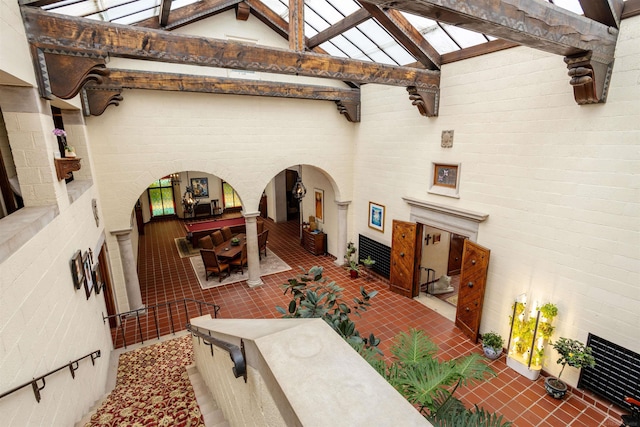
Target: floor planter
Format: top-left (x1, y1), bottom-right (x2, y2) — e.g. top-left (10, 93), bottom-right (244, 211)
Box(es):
top-left (349, 270), bottom-right (359, 279)
top-left (506, 356), bottom-right (541, 381)
top-left (483, 346), bottom-right (503, 360)
top-left (544, 377), bottom-right (568, 399)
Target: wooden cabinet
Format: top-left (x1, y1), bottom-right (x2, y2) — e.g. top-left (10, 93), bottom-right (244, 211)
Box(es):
top-left (302, 229), bottom-right (326, 255)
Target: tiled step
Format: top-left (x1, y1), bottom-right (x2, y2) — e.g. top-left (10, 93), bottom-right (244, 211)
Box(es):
top-left (187, 364), bottom-right (229, 427)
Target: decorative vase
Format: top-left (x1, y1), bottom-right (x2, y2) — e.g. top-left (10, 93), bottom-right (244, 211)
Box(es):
top-left (544, 377), bottom-right (568, 399)
top-left (483, 346), bottom-right (502, 360)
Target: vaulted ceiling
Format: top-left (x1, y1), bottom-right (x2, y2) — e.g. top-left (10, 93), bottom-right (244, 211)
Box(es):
top-left (19, 0), bottom-right (638, 121)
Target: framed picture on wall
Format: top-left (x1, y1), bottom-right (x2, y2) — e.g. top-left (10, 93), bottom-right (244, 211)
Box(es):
top-left (190, 177), bottom-right (209, 198)
top-left (429, 162), bottom-right (461, 198)
top-left (433, 164), bottom-right (458, 188)
top-left (82, 251), bottom-right (94, 299)
top-left (368, 202), bottom-right (385, 233)
top-left (70, 250), bottom-right (84, 290)
top-left (314, 189), bottom-right (324, 223)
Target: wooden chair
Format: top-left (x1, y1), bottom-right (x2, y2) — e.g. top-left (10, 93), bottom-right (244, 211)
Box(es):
top-left (211, 230), bottom-right (224, 246)
top-left (200, 249), bottom-right (230, 282)
top-left (258, 229), bottom-right (269, 260)
top-left (256, 219), bottom-right (264, 234)
top-left (198, 235), bottom-right (214, 250)
top-left (221, 226), bottom-right (233, 241)
top-left (229, 243), bottom-right (248, 274)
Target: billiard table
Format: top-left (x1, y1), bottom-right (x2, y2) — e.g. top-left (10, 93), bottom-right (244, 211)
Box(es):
top-left (184, 216), bottom-right (246, 247)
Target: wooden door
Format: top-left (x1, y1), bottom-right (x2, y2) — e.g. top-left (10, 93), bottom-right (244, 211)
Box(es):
top-left (98, 245), bottom-right (118, 328)
top-left (389, 220), bottom-right (422, 298)
top-left (455, 240), bottom-right (491, 343)
top-left (447, 233), bottom-right (465, 275)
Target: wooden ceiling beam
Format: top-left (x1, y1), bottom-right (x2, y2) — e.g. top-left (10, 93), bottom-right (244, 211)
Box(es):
top-left (158, 0), bottom-right (172, 27)
top-left (245, 0), bottom-right (289, 39)
top-left (359, 1), bottom-right (441, 70)
top-left (307, 8), bottom-right (371, 49)
top-left (135, 0), bottom-right (242, 30)
top-left (89, 69), bottom-right (361, 121)
top-left (360, 0), bottom-right (618, 60)
top-left (579, 0), bottom-right (624, 29)
top-left (289, 0), bottom-right (305, 52)
top-left (22, 7), bottom-right (439, 90)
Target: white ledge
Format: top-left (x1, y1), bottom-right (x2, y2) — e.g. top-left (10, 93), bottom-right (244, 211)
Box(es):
top-left (0, 205), bottom-right (59, 264)
top-left (402, 196), bottom-right (488, 223)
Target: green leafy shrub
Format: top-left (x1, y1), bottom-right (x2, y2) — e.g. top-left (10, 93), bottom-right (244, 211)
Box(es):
top-left (275, 266), bottom-right (380, 355)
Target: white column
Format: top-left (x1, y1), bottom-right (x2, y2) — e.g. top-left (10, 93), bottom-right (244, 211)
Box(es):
top-left (111, 229), bottom-right (144, 311)
top-left (243, 211), bottom-right (263, 288)
top-left (334, 201), bottom-right (351, 267)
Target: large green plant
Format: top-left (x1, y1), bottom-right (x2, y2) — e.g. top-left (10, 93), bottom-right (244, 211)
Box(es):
top-left (275, 266), bottom-right (380, 355)
top-left (369, 328), bottom-right (511, 426)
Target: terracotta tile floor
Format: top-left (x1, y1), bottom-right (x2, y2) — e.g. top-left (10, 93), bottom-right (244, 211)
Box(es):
top-left (116, 216), bottom-right (624, 426)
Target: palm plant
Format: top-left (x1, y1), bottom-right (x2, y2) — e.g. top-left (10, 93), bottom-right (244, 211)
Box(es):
top-left (370, 328), bottom-right (512, 427)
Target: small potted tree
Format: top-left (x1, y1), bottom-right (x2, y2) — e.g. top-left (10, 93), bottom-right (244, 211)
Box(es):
top-left (344, 242), bottom-right (359, 278)
top-left (481, 331), bottom-right (504, 360)
top-left (545, 337), bottom-right (596, 399)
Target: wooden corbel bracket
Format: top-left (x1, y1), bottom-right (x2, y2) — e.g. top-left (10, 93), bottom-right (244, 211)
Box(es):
top-left (407, 86), bottom-right (439, 117)
top-left (236, 2), bottom-right (250, 21)
top-left (335, 100), bottom-right (360, 123)
top-left (564, 52), bottom-right (614, 105)
top-left (54, 158), bottom-right (82, 181)
top-left (82, 83), bottom-right (124, 116)
top-left (33, 48), bottom-right (109, 100)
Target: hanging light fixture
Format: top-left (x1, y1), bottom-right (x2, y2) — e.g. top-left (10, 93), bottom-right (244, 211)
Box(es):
top-left (292, 165), bottom-right (306, 240)
top-left (292, 168), bottom-right (307, 201)
top-left (181, 172), bottom-right (199, 217)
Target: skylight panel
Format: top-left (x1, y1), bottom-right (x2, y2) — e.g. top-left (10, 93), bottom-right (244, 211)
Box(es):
top-left (261, 0), bottom-right (288, 20)
top-left (422, 27), bottom-right (463, 54)
top-left (306, 0), bottom-right (348, 24)
top-left (318, 41), bottom-right (349, 59)
top-left (329, 34), bottom-right (370, 61)
top-left (305, 7), bottom-right (331, 33)
top-left (319, 0), bottom-right (359, 17)
top-left (442, 23), bottom-right (489, 49)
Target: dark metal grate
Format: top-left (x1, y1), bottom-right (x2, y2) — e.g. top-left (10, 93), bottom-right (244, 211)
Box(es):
top-left (358, 234), bottom-right (391, 278)
top-left (578, 333), bottom-right (640, 408)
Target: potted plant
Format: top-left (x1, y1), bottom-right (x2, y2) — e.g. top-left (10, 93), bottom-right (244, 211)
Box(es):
top-left (347, 260), bottom-right (360, 278)
top-left (230, 237), bottom-right (240, 246)
top-left (360, 255), bottom-right (375, 269)
top-left (481, 331), bottom-right (504, 360)
top-left (545, 337), bottom-right (596, 399)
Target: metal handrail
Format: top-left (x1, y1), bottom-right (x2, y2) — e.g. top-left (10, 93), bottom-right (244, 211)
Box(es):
top-left (187, 323), bottom-right (247, 382)
top-left (0, 350), bottom-right (101, 403)
top-left (103, 298), bottom-right (220, 348)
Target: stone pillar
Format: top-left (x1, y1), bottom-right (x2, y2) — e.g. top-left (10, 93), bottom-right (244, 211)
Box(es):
top-left (111, 229), bottom-right (144, 311)
top-left (334, 201), bottom-right (351, 267)
top-left (243, 211), bottom-right (263, 288)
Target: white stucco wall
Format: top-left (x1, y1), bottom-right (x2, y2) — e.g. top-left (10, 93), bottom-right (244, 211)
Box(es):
top-left (354, 17), bottom-right (639, 386)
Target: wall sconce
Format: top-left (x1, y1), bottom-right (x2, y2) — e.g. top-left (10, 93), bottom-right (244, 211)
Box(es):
top-left (170, 173), bottom-right (181, 185)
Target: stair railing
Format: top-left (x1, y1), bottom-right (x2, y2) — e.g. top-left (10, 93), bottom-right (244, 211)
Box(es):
top-left (187, 323), bottom-right (247, 382)
top-left (103, 298), bottom-right (220, 349)
top-left (0, 350), bottom-right (101, 403)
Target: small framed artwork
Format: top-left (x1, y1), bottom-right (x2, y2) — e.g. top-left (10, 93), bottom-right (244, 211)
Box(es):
top-left (429, 163), bottom-right (461, 198)
top-left (190, 177), bottom-right (209, 198)
top-left (314, 189), bottom-right (324, 223)
top-left (368, 202), bottom-right (385, 233)
top-left (70, 250), bottom-right (84, 290)
top-left (92, 262), bottom-right (103, 295)
top-left (433, 164), bottom-right (458, 188)
top-left (82, 251), bottom-right (94, 299)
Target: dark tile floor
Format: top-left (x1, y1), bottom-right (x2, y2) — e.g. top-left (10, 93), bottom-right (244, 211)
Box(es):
top-left (118, 216), bottom-right (624, 426)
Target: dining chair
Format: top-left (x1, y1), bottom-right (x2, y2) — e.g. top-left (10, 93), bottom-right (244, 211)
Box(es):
top-left (229, 243), bottom-right (248, 274)
top-left (258, 229), bottom-right (269, 260)
top-left (221, 226), bottom-right (233, 241)
top-left (198, 235), bottom-right (214, 250)
top-left (200, 249), bottom-right (230, 282)
top-left (211, 230), bottom-right (225, 246)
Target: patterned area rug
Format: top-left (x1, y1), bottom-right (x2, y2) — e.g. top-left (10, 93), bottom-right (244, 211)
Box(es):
top-left (190, 249), bottom-right (291, 289)
top-left (175, 237), bottom-right (200, 258)
top-left (85, 336), bottom-right (204, 426)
